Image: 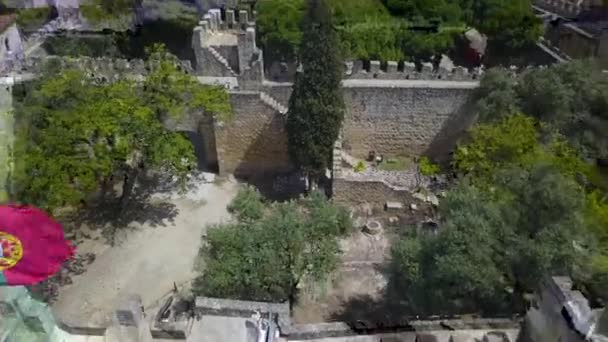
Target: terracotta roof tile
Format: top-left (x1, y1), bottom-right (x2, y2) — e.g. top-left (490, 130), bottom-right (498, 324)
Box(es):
top-left (0, 14), bottom-right (16, 34)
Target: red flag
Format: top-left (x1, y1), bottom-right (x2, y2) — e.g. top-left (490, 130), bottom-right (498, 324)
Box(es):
top-left (0, 205), bottom-right (75, 286)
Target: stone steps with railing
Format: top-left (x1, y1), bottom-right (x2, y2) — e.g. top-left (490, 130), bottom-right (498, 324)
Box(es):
top-left (259, 91), bottom-right (288, 114)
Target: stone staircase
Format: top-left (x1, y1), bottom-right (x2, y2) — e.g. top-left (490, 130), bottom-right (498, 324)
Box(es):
top-left (260, 91), bottom-right (288, 114)
top-left (207, 46), bottom-right (237, 76)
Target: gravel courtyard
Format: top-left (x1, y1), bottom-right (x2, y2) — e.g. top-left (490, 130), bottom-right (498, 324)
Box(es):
top-left (51, 174), bottom-right (238, 327)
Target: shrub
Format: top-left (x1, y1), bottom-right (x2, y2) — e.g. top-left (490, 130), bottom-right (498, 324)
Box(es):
top-left (354, 161), bottom-right (366, 172)
top-left (16, 7), bottom-right (52, 32)
top-left (419, 156), bottom-right (440, 175)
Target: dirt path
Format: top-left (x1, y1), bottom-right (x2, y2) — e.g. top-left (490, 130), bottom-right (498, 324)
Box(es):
top-left (51, 177), bottom-right (238, 327)
top-left (292, 230), bottom-right (394, 324)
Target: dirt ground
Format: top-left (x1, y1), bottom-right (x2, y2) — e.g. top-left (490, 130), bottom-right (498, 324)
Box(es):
top-left (51, 174), bottom-right (239, 327)
top-left (292, 227), bottom-right (396, 324)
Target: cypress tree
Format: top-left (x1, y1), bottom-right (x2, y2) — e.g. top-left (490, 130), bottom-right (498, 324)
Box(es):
top-left (286, 0), bottom-right (345, 180)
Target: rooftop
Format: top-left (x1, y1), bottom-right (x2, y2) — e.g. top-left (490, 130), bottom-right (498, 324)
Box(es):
top-left (0, 14), bottom-right (16, 34)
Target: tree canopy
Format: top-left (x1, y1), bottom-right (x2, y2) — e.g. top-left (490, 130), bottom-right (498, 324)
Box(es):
top-left (392, 165), bottom-right (597, 315)
top-left (12, 46), bottom-right (231, 214)
top-left (80, 0), bottom-right (137, 23)
top-left (286, 0), bottom-right (345, 176)
top-left (193, 187), bottom-right (351, 306)
top-left (256, 0), bottom-right (542, 63)
top-left (256, 0), bottom-right (306, 62)
top-left (474, 60), bottom-right (608, 162)
top-left (390, 64), bottom-right (608, 313)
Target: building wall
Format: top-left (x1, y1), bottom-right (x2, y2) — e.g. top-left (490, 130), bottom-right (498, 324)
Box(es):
top-left (216, 91), bottom-right (293, 176)
top-left (341, 84), bottom-right (476, 160)
top-left (523, 277), bottom-right (591, 342)
top-left (216, 82), bottom-right (477, 178)
top-left (556, 25), bottom-right (598, 59)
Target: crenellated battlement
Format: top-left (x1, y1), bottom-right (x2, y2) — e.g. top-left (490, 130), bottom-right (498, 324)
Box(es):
top-left (344, 60), bottom-right (485, 81)
top-left (534, 0), bottom-right (592, 17)
top-left (195, 8), bottom-right (255, 39)
top-left (5, 56), bottom-right (195, 80)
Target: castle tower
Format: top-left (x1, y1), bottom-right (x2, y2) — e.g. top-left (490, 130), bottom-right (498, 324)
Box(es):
top-left (191, 8), bottom-right (264, 88)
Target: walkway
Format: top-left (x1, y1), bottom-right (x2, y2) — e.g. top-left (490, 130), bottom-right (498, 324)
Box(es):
top-left (51, 175), bottom-right (238, 327)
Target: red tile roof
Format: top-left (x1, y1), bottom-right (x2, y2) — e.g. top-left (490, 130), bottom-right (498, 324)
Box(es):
top-left (0, 14), bottom-right (16, 34)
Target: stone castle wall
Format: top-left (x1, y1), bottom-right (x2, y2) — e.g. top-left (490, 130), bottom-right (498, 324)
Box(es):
top-left (0, 7), bottom-right (481, 183)
top-left (18, 56), bottom-right (195, 78)
top-left (215, 91), bottom-right (293, 176)
top-left (344, 60), bottom-right (483, 81)
top-left (215, 81), bottom-right (477, 177)
top-left (342, 82), bottom-right (478, 160)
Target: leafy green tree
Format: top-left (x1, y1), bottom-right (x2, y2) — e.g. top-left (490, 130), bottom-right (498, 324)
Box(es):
top-left (470, 0), bottom-right (542, 48)
top-left (80, 0), bottom-right (137, 23)
top-left (12, 47), bottom-right (231, 214)
top-left (454, 113), bottom-right (594, 183)
top-left (582, 191), bottom-right (608, 301)
top-left (473, 68), bottom-right (519, 122)
top-left (256, 0), bottom-right (305, 62)
top-left (403, 183), bottom-right (508, 314)
top-left (477, 61), bottom-right (608, 162)
top-left (286, 0), bottom-right (345, 180)
top-left (492, 166), bottom-right (593, 290)
top-left (453, 113), bottom-right (539, 180)
top-left (338, 20), bottom-right (405, 61)
top-left (330, 0), bottom-right (391, 25)
top-left (227, 185), bottom-right (265, 221)
top-left (193, 188), bottom-right (350, 306)
top-left (144, 44), bottom-right (232, 122)
top-left (392, 166), bottom-right (596, 314)
top-left (383, 0), bottom-right (463, 23)
top-left (517, 67), bottom-right (575, 124)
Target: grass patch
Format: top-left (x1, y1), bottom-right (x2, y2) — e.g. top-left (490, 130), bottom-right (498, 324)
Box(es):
top-left (378, 155), bottom-right (413, 171)
top-left (16, 7), bottom-right (53, 32)
top-left (419, 156), bottom-right (441, 175)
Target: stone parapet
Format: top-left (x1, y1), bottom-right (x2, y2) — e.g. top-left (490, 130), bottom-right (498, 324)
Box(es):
top-left (195, 296), bottom-right (291, 333)
top-left (3, 55), bottom-right (194, 78)
top-left (534, 0), bottom-right (587, 17)
top-left (196, 8), bottom-right (254, 36)
top-left (344, 60), bottom-right (484, 81)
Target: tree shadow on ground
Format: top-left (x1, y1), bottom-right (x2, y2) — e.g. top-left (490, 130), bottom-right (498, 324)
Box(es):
top-left (237, 172), bottom-right (307, 202)
top-left (327, 263), bottom-right (416, 329)
top-left (66, 172), bottom-right (180, 246)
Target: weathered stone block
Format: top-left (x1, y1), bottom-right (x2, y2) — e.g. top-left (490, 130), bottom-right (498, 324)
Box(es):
top-left (225, 10), bottom-right (235, 27)
top-left (386, 61), bottom-right (398, 73)
top-left (370, 60), bottom-right (381, 74)
top-left (453, 66), bottom-right (467, 79)
top-left (344, 61), bottom-right (353, 76)
top-left (385, 201), bottom-right (403, 211)
top-left (421, 62), bottom-right (433, 74)
top-left (403, 61), bottom-right (416, 72)
top-left (239, 10), bottom-right (249, 26)
top-left (353, 60), bottom-right (363, 73)
top-left (209, 9), bottom-right (222, 30)
top-left (203, 14), bottom-right (213, 30)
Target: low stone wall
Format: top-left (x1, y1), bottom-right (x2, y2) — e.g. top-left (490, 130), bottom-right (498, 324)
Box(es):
top-left (195, 297), bottom-right (291, 332)
top-left (194, 296), bottom-right (522, 341)
top-left (332, 177), bottom-right (415, 208)
top-left (287, 322), bottom-right (355, 340)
